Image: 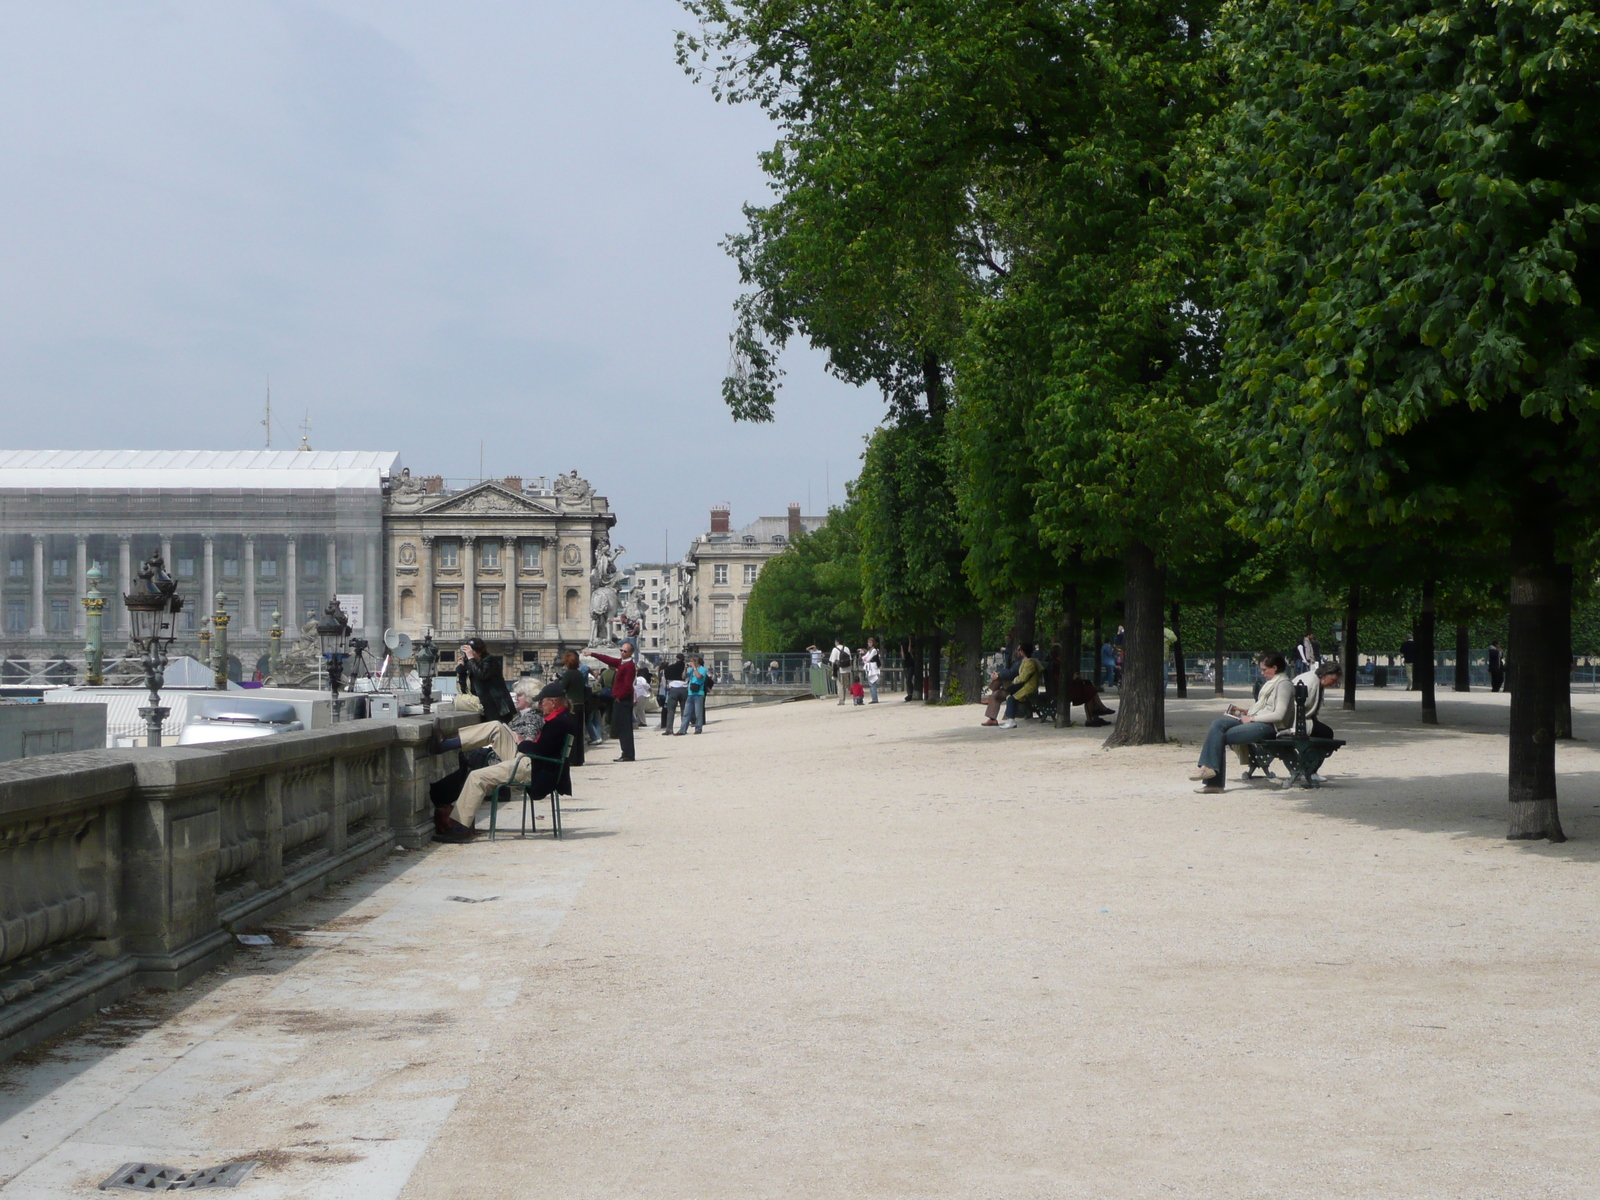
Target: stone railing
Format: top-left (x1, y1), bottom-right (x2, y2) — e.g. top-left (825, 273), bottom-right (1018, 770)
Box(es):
top-left (0, 714), bottom-right (466, 1061)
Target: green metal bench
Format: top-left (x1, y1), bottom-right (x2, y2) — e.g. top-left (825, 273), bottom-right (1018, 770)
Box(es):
top-left (1246, 681), bottom-right (1345, 788)
top-left (488, 733), bottom-right (574, 840)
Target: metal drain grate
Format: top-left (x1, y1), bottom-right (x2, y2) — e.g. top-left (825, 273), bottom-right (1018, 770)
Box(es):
top-left (100, 1160), bottom-right (258, 1191)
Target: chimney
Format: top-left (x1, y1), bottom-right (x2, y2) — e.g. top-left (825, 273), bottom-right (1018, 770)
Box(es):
top-left (423, 474), bottom-right (444, 494)
top-left (787, 503), bottom-right (802, 540)
top-left (711, 505), bottom-right (731, 535)
top-left (503, 475), bottom-right (522, 492)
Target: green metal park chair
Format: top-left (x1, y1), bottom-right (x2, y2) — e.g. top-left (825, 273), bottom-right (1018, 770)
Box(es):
top-left (488, 734), bottom-right (574, 840)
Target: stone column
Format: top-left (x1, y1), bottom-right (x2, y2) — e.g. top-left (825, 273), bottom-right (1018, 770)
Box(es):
top-left (74, 534), bottom-right (88, 637)
top-left (242, 535), bottom-right (257, 635)
top-left (461, 536), bottom-right (476, 635)
top-left (418, 536), bottom-right (434, 634)
top-left (284, 536), bottom-right (298, 630)
top-left (30, 536), bottom-right (46, 637)
top-left (160, 534), bottom-right (172, 567)
top-left (203, 536), bottom-right (215, 628)
top-left (364, 532), bottom-right (379, 640)
top-left (117, 534), bottom-right (132, 636)
top-left (507, 539), bottom-right (520, 638)
top-left (326, 537), bottom-right (338, 608)
top-left (546, 538), bottom-right (559, 629)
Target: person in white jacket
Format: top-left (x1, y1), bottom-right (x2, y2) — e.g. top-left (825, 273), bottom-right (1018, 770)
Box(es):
top-left (1191, 652), bottom-right (1293, 793)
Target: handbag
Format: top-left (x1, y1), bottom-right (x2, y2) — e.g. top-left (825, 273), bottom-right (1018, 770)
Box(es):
top-left (453, 693), bottom-right (483, 715)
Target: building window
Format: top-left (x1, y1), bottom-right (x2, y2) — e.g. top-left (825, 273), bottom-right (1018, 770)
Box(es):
top-left (521, 541), bottom-right (540, 570)
top-left (714, 603), bottom-right (731, 636)
top-left (340, 556), bottom-right (354, 578)
top-left (743, 564), bottom-right (758, 585)
top-left (259, 600), bottom-right (276, 629)
top-left (260, 558), bottom-right (278, 578)
top-left (438, 592), bottom-right (461, 632)
top-left (773, 534), bottom-right (786, 545)
top-left (438, 542), bottom-right (459, 569)
top-left (521, 591), bottom-right (542, 629)
top-left (4, 599), bottom-right (24, 632)
top-left (651, 637), bottom-right (658, 648)
top-left (51, 558), bottom-right (69, 578)
top-left (481, 591), bottom-right (501, 629)
top-left (304, 557), bottom-right (321, 578)
top-left (176, 557), bottom-right (195, 578)
top-left (222, 558), bottom-right (239, 578)
top-left (743, 535), bottom-right (756, 545)
top-left (713, 564), bottom-right (729, 585)
top-left (8, 559), bottom-right (22, 579)
top-left (49, 598), bottom-right (70, 632)
top-left (400, 589), bottom-right (417, 620)
top-left (565, 589), bottom-right (580, 621)
top-left (481, 541), bottom-right (500, 569)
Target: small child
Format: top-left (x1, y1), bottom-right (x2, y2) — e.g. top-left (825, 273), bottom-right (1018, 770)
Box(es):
top-left (850, 680), bottom-right (865, 705)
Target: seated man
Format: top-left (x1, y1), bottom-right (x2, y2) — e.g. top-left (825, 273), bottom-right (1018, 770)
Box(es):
top-left (981, 650), bottom-right (1024, 726)
top-left (1063, 674), bottom-right (1116, 727)
top-left (433, 682), bottom-right (577, 842)
top-left (1191, 652), bottom-right (1293, 794)
top-left (1292, 659), bottom-right (1343, 739)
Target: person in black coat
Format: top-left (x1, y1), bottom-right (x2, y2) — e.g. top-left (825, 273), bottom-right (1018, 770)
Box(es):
top-left (434, 685), bottom-right (580, 842)
top-left (1488, 641), bottom-right (1505, 692)
top-left (553, 649), bottom-right (587, 766)
top-left (456, 637), bottom-right (514, 723)
top-left (517, 685), bottom-right (582, 800)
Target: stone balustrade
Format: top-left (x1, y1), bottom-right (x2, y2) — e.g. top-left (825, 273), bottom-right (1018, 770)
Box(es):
top-left (0, 714), bottom-right (466, 1061)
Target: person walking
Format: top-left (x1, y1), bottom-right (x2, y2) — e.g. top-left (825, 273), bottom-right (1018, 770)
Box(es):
top-left (1100, 639), bottom-right (1117, 689)
top-left (1488, 641), bottom-right (1505, 692)
top-left (860, 637), bottom-right (882, 703)
top-left (660, 653), bottom-right (688, 733)
top-left (676, 655), bottom-right (708, 734)
top-left (587, 642), bottom-right (638, 762)
top-left (830, 639), bottom-right (853, 705)
top-left (1400, 633), bottom-right (1418, 690)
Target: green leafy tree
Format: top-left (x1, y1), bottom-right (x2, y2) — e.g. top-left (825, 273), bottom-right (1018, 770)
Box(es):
top-left (1215, 0), bottom-right (1600, 839)
top-left (741, 504), bottom-right (867, 652)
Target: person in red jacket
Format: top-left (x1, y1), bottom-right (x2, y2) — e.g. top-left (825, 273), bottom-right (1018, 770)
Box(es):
top-left (586, 642), bottom-right (637, 762)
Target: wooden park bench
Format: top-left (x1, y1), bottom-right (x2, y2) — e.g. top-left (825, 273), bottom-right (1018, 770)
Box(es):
top-left (1244, 681), bottom-right (1346, 788)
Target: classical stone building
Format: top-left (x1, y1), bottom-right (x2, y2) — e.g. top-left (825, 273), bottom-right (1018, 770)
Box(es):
top-left (0, 450), bottom-right (394, 682)
top-left (384, 468), bottom-right (616, 673)
top-left (619, 562), bottom-right (676, 657)
top-left (681, 504), bottom-right (825, 674)
top-left (0, 453), bottom-right (616, 683)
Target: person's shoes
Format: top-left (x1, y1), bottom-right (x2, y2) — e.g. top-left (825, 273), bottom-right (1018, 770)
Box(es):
top-left (1098, 708), bottom-right (1115, 717)
top-left (428, 732), bottom-right (462, 756)
top-left (982, 719), bottom-right (999, 727)
top-left (1195, 785), bottom-right (1224, 795)
top-left (661, 729), bottom-right (674, 736)
top-left (614, 755), bottom-right (634, 762)
top-left (1084, 717), bottom-right (1109, 727)
top-left (692, 729), bottom-right (701, 734)
top-left (1000, 720), bottom-right (1017, 729)
top-left (675, 731), bottom-right (686, 736)
top-left (435, 823), bottom-right (476, 843)
top-left (1189, 767), bottom-right (1217, 782)
top-left (1310, 772), bottom-right (1325, 783)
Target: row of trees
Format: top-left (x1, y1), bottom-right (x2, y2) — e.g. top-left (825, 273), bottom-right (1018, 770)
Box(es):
top-left (680, 0), bottom-right (1600, 841)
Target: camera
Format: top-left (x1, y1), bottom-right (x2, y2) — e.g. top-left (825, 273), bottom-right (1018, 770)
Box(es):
top-left (350, 637), bottom-right (369, 654)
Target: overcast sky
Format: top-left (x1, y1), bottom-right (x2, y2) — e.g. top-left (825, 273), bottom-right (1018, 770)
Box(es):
top-left (0, 1), bottom-right (878, 563)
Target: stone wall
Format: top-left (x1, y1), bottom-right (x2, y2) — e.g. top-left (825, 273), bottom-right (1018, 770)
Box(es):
top-left (0, 702), bottom-right (107, 761)
top-left (0, 713), bottom-right (465, 1061)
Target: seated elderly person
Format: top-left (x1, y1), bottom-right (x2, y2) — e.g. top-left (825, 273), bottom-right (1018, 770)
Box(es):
top-left (1293, 659), bottom-right (1343, 739)
top-left (432, 680), bottom-right (574, 842)
top-left (1062, 674), bottom-right (1116, 727)
top-left (981, 650), bottom-right (1024, 727)
top-left (1191, 652), bottom-right (1293, 794)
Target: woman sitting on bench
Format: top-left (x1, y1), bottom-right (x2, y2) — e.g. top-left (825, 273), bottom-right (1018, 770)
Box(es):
top-left (1191, 652), bottom-right (1292, 794)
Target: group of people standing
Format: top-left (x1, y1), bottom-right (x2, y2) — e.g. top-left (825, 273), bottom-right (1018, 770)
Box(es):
top-left (807, 638), bottom-right (884, 705)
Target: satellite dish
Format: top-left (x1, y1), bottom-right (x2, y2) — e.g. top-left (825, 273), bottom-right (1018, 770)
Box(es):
top-left (383, 628), bottom-right (402, 650)
top-left (392, 632), bottom-right (413, 660)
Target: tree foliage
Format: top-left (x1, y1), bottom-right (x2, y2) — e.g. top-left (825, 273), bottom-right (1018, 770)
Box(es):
top-left (741, 503), bottom-right (867, 651)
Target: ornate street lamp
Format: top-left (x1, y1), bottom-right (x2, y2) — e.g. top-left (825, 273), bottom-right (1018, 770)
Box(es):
top-left (83, 565), bottom-right (105, 687)
top-left (316, 598), bottom-right (352, 721)
top-left (414, 631), bottom-right (439, 715)
top-left (122, 553), bottom-right (184, 747)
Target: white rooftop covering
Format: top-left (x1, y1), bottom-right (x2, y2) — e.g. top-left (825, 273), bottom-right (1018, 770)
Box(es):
top-left (0, 451), bottom-right (400, 490)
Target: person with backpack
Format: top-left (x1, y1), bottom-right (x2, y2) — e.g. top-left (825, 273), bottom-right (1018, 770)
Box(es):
top-left (676, 655), bottom-right (709, 735)
top-left (829, 639), bottom-right (853, 706)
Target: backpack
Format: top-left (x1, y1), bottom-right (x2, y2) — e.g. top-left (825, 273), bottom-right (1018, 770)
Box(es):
top-left (701, 669), bottom-right (716, 695)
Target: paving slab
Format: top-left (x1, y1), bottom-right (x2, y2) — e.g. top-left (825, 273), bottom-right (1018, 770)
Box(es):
top-left (1, 689), bottom-right (1597, 1199)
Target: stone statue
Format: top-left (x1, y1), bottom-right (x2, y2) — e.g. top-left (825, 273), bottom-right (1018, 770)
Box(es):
top-left (389, 467), bottom-right (428, 510)
top-left (265, 618), bottom-right (325, 688)
top-left (587, 535), bottom-right (625, 646)
top-left (553, 470), bottom-right (595, 507)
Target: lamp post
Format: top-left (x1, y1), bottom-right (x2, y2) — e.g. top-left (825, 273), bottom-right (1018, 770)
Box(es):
top-left (414, 631), bottom-right (439, 715)
top-left (317, 598), bottom-right (352, 722)
top-left (83, 565), bottom-right (105, 686)
top-left (211, 591), bottom-right (230, 689)
top-left (122, 553), bottom-right (184, 748)
top-left (268, 608), bottom-right (283, 679)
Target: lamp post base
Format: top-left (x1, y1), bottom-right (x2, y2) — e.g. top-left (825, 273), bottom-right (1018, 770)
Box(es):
top-left (139, 705), bottom-right (170, 748)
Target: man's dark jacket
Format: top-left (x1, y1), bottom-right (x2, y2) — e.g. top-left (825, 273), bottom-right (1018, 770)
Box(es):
top-left (517, 707), bottom-right (580, 796)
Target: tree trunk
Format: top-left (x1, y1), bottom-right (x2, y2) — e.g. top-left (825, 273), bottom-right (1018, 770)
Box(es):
top-left (1507, 506), bottom-right (1565, 841)
top-left (1342, 583), bottom-right (1359, 710)
top-left (924, 628), bottom-right (943, 704)
top-left (1170, 601), bottom-right (1186, 698)
top-left (1104, 543), bottom-right (1165, 747)
top-left (1419, 579), bottom-right (1437, 725)
top-left (952, 613), bottom-right (984, 704)
top-left (1213, 592), bottom-right (1226, 697)
top-left (1013, 592), bottom-right (1038, 651)
top-left (1454, 624), bottom-right (1471, 692)
top-left (1057, 583), bottom-right (1079, 728)
top-left (1555, 564), bottom-right (1572, 739)
top-left (1093, 615), bottom-right (1104, 687)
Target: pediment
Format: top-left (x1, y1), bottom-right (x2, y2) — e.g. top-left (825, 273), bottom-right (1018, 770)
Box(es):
top-left (420, 482), bottom-right (555, 517)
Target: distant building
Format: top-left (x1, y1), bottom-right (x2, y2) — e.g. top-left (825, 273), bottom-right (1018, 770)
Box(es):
top-left (618, 562), bottom-right (675, 656)
top-left (681, 504), bottom-right (825, 675)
